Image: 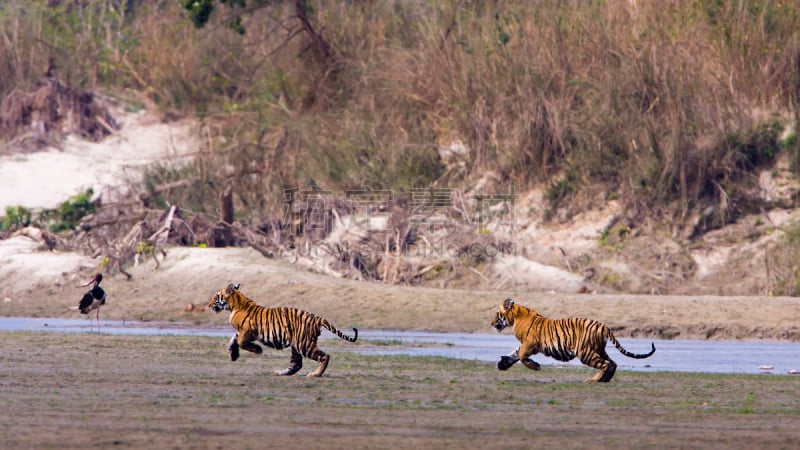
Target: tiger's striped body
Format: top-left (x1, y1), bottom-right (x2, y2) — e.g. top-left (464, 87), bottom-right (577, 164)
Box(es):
top-left (209, 284), bottom-right (358, 377)
top-left (491, 298), bottom-right (655, 382)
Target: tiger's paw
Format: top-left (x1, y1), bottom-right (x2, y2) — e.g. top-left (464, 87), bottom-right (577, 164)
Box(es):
top-left (228, 345), bottom-right (240, 361)
top-left (497, 355), bottom-right (519, 371)
top-left (522, 357), bottom-right (541, 371)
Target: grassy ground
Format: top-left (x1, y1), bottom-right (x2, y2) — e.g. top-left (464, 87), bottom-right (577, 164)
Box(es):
top-left (2, 332), bottom-right (798, 449)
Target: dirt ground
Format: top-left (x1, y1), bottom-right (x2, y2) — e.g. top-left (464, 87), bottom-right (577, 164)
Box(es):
top-left (1, 332), bottom-right (798, 450)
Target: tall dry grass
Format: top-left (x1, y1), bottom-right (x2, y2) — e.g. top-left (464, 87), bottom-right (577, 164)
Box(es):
top-left (2, 0), bottom-right (799, 229)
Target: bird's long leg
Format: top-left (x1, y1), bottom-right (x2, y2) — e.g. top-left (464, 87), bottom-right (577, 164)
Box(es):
top-left (96, 308), bottom-right (101, 332)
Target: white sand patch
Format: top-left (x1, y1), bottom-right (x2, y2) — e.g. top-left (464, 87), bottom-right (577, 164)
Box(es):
top-left (692, 245), bottom-right (733, 279)
top-left (0, 235), bottom-right (95, 295)
top-left (0, 110), bottom-right (196, 211)
top-left (490, 254), bottom-right (586, 293)
top-left (0, 107), bottom-right (200, 303)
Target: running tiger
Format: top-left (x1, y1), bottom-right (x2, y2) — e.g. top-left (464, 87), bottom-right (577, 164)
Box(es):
top-left (209, 283), bottom-right (358, 377)
top-left (491, 298), bottom-right (655, 382)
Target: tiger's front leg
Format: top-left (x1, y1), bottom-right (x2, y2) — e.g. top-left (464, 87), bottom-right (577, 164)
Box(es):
top-left (227, 334), bottom-right (240, 361)
top-left (497, 348), bottom-right (542, 371)
top-left (520, 356), bottom-right (542, 371)
top-left (233, 332), bottom-right (263, 359)
top-left (518, 344), bottom-right (542, 371)
top-left (497, 348), bottom-right (521, 370)
top-left (228, 335), bottom-right (262, 361)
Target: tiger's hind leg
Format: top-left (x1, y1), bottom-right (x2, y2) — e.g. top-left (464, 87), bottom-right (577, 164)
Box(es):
top-left (275, 347), bottom-right (303, 376)
top-left (598, 359), bottom-right (617, 382)
top-left (305, 347), bottom-right (330, 377)
top-left (580, 349), bottom-right (616, 382)
top-left (584, 359), bottom-right (616, 382)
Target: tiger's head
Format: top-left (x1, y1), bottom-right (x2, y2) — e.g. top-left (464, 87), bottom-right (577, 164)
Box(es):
top-left (208, 283), bottom-right (241, 313)
top-left (491, 298), bottom-right (518, 332)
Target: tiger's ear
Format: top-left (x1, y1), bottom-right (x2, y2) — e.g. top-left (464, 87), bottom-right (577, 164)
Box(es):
top-left (502, 298), bottom-right (515, 312)
top-left (233, 283), bottom-right (240, 290)
top-left (225, 283), bottom-right (237, 295)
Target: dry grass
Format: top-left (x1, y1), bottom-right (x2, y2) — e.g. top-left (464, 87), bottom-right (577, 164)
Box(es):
top-left (4, 1), bottom-right (798, 220)
top-left (3, 1), bottom-right (800, 276)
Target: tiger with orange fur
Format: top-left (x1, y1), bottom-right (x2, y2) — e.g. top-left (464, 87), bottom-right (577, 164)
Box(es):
top-left (491, 298), bottom-right (655, 382)
top-left (209, 283), bottom-right (358, 377)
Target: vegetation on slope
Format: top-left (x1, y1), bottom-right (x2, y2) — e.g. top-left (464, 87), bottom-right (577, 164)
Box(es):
top-left (3, 0), bottom-right (800, 293)
top-left (2, 0), bottom-right (799, 222)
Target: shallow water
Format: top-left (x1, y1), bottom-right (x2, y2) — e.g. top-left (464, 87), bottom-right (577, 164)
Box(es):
top-left (2, 317), bottom-right (799, 375)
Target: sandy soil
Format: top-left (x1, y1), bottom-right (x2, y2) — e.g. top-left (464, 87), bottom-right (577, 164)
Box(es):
top-left (1, 234), bottom-right (799, 341)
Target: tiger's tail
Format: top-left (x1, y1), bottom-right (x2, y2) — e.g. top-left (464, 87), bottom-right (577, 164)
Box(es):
top-left (322, 319), bottom-right (358, 343)
top-left (608, 331), bottom-right (655, 359)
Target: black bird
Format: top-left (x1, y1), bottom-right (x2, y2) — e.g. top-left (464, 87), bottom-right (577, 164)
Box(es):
top-left (78, 274), bottom-right (106, 330)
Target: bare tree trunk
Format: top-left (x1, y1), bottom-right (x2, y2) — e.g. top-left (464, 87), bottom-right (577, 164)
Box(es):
top-left (220, 185), bottom-right (234, 225)
top-left (295, 0), bottom-right (332, 59)
top-left (213, 185), bottom-right (235, 247)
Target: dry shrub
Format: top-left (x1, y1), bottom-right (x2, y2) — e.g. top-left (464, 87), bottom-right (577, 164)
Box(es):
top-left (141, 0), bottom-right (799, 235)
top-left (3, 0), bottom-right (800, 234)
top-left (0, 76), bottom-right (118, 147)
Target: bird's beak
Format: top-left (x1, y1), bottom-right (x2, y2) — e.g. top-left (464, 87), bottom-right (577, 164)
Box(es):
top-left (81, 275), bottom-right (98, 287)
